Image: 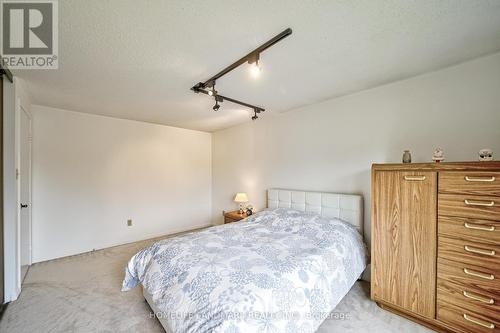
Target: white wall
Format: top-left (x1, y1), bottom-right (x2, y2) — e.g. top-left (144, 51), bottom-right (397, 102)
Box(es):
top-left (32, 106), bottom-right (212, 263)
top-left (20, 52), bottom-right (500, 269)
top-left (212, 52), bottom-right (500, 252)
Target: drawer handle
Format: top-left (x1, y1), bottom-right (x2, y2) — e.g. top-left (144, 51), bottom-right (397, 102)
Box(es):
top-left (464, 199), bottom-right (495, 207)
top-left (463, 291), bottom-right (495, 304)
top-left (464, 268), bottom-right (494, 280)
top-left (403, 175), bottom-right (426, 181)
top-left (463, 313), bottom-right (495, 329)
top-left (465, 176), bottom-right (496, 182)
top-left (465, 245), bottom-right (496, 256)
top-left (464, 222), bottom-right (495, 232)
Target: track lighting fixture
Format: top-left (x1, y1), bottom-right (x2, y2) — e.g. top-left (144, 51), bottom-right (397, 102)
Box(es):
top-left (191, 28), bottom-right (292, 119)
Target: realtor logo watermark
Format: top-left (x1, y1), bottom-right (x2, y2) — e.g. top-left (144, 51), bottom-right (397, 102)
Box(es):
top-left (1, 0), bottom-right (58, 69)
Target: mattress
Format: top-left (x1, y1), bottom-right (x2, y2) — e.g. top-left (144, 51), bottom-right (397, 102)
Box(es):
top-left (123, 208), bottom-right (367, 333)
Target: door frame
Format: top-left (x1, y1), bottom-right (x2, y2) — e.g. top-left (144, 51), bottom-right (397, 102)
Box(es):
top-left (0, 73), bottom-right (4, 305)
top-left (16, 103), bottom-right (32, 283)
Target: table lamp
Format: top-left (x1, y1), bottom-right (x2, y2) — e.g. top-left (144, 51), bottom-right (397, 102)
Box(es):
top-left (234, 193), bottom-right (249, 214)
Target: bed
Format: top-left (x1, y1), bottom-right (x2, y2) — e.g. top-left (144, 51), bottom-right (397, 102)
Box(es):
top-left (122, 189), bottom-right (367, 333)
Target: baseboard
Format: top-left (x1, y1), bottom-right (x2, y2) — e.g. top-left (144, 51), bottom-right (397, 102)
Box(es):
top-left (0, 302), bottom-right (9, 319)
top-left (32, 223), bottom-right (214, 264)
top-left (360, 264), bottom-right (371, 282)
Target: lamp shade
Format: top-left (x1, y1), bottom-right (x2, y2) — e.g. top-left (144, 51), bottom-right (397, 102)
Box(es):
top-left (234, 192), bottom-right (249, 203)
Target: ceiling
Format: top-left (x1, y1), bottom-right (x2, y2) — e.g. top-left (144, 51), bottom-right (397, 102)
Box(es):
top-left (15, 0), bottom-right (500, 132)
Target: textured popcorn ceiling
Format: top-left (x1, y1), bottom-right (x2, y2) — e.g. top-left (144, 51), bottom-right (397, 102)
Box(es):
top-left (14, 0), bottom-right (500, 132)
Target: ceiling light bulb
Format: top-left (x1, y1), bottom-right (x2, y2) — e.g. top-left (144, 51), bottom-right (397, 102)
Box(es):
top-left (249, 60), bottom-right (262, 78)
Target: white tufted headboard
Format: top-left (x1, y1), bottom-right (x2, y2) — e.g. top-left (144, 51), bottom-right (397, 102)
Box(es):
top-left (267, 189), bottom-right (364, 234)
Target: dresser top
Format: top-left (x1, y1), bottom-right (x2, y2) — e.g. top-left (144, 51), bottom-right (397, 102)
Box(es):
top-left (372, 161), bottom-right (500, 171)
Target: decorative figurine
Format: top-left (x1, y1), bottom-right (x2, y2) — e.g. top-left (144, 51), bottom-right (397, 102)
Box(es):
top-left (479, 148), bottom-right (493, 161)
top-left (432, 148), bottom-right (444, 163)
top-left (402, 150), bottom-right (412, 163)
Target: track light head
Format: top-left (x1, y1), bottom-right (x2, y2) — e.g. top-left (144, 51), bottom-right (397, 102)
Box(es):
top-left (251, 109), bottom-right (259, 120)
top-left (208, 81), bottom-right (216, 96)
top-left (213, 101), bottom-right (220, 111)
top-left (248, 54), bottom-right (262, 78)
top-left (249, 61), bottom-right (261, 78)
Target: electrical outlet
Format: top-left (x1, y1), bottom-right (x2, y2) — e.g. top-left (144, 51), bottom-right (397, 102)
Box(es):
top-left (127, 219), bottom-right (133, 227)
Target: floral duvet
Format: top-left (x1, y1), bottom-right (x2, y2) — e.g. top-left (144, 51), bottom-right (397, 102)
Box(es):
top-left (122, 208), bottom-right (367, 333)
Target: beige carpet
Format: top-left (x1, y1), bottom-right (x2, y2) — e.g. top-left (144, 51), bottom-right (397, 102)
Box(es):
top-left (0, 233), bottom-right (432, 333)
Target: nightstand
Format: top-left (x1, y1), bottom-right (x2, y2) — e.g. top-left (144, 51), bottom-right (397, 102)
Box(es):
top-left (223, 210), bottom-right (248, 224)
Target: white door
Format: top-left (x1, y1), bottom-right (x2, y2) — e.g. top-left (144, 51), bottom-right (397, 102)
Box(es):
top-left (20, 107), bottom-right (32, 282)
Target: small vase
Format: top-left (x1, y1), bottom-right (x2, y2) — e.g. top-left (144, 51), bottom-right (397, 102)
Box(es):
top-left (402, 150), bottom-right (412, 163)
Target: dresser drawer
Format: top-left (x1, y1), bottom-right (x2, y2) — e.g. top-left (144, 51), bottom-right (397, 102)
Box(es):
top-left (440, 171), bottom-right (500, 196)
top-left (439, 235), bottom-right (500, 268)
top-left (439, 216), bottom-right (500, 245)
top-left (438, 258), bottom-right (500, 294)
top-left (437, 300), bottom-right (500, 333)
top-left (437, 279), bottom-right (499, 320)
top-left (439, 193), bottom-right (500, 221)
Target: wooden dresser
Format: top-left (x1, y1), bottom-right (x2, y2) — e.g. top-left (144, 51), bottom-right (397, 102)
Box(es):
top-left (371, 162), bottom-right (500, 333)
